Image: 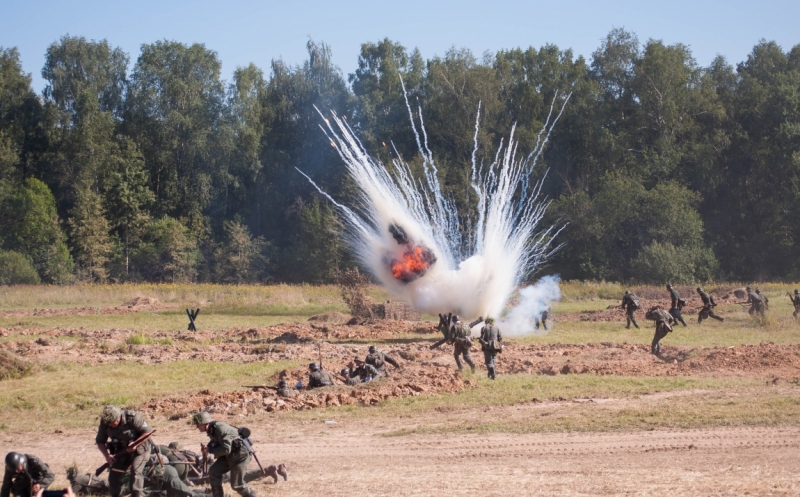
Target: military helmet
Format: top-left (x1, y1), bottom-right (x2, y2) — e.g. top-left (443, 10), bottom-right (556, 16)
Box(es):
top-left (100, 405), bottom-right (122, 424)
top-left (192, 411), bottom-right (213, 425)
top-left (309, 362), bottom-right (320, 371)
top-left (451, 315), bottom-right (459, 323)
top-left (340, 368), bottom-right (350, 376)
top-left (624, 290), bottom-right (629, 295)
top-left (168, 442), bottom-right (182, 451)
top-left (5, 452), bottom-right (25, 472)
top-left (666, 283), bottom-right (673, 289)
top-left (485, 317), bottom-right (495, 324)
top-left (756, 289), bottom-right (762, 294)
top-left (696, 287), bottom-right (702, 292)
top-left (368, 345), bottom-right (377, 353)
top-left (278, 380), bottom-right (288, 388)
top-left (794, 289), bottom-right (799, 294)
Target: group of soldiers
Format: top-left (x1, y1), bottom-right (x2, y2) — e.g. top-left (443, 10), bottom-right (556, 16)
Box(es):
top-left (3, 406), bottom-right (287, 497)
top-left (621, 284), bottom-right (799, 355)
top-left (430, 314), bottom-right (503, 380)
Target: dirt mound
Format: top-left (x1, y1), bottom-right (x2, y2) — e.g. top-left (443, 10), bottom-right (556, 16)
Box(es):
top-left (0, 349), bottom-right (36, 380)
top-left (122, 296), bottom-right (160, 307)
top-left (308, 312), bottom-right (351, 324)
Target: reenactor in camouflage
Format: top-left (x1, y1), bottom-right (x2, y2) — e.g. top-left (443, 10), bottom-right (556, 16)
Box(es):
top-left (365, 345), bottom-right (399, 376)
top-left (193, 412), bottom-right (258, 497)
top-left (451, 317), bottom-right (476, 373)
top-left (755, 289), bottom-right (769, 310)
top-left (2, 452), bottom-right (54, 497)
top-left (478, 317), bottom-right (502, 380)
top-left (645, 306), bottom-right (675, 355)
top-left (666, 284), bottom-right (687, 326)
top-left (696, 287), bottom-right (724, 323)
top-left (744, 286), bottom-right (765, 318)
top-left (306, 363), bottom-right (333, 388)
top-left (620, 291), bottom-right (640, 329)
top-left (95, 405), bottom-right (155, 497)
top-left (276, 380), bottom-right (295, 397)
top-left (789, 289), bottom-right (800, 320)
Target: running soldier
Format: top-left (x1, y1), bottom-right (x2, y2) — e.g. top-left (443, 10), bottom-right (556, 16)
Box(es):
top-left (696, 287), bottom-right (724, 323)
top-left (2, 452), bottom-right (54, 497)
top-left (95, 405), bottom-right (154, 497)
top-left (756, 289), bottom-right (769, 310)
top-left (789, 289), bottom-right (800, 320)
top-left (451, 317), bottom-right (477, 373)
top-left (620, 291), bottom-right (640, 329)
top-left (744, 286), bottom-right (765, 318)
top-left (666, 284), bottom-right (687, 326)
top-left (479, 317), bottom-right (502, 380)
top-left (645, 306), bottom-right (675, 355)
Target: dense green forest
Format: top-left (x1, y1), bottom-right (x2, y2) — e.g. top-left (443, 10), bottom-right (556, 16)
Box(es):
top-left (0, 29), bottom-right (798, 285)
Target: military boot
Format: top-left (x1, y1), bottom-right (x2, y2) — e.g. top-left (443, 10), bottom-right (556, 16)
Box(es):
top-left (211, 486), bottom-right (225, 497)
top-left (277, 464), bottom-right (289, 481)
top-left (265, 465), bottom-right (279, 483)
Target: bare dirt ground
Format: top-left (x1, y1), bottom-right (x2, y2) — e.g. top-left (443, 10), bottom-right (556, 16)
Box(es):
top-left (9, 402), bottom-right (800, 496)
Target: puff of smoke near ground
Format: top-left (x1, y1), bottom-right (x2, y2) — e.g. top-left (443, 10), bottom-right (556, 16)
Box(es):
top-left (298, 83), bottom-right (570, 321)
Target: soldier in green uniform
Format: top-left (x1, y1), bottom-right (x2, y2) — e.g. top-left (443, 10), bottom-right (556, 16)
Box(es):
top-left (745, 286), bottom-right (765, 318)
top-left (365, 346), bottom-right (399, 376)
top-left (66, 466), bottom-right (108, 496)
top-left (131, 454), bottom-right (201, 497)
top-left (696, 287), bottom-right (724, 323)
top-left (478, 317), bottom-right (502, 379)
top-left (95, 405), bottom-right (155, 497)
top-left (451, 318), bottom-right (476, 373)
top-left (666, 284), bottom-right (687, 326)
top-left (193, 412), bottom-right (257, 497)
top-left (620, 291), bottom-right (640, 329)
top-left (351, 359), bottom-right (381, 382)
top-left (645, 306), bottom-right (675, 355)
top-left (306, 363), bottom-right (333, 388)
top-left (755, 289), bottom-right (769, 310)
top-left (790, 289), bottom-right (800, 320)
top-left (276, 380), bottom-right (295, 397)
top-left (2, 452), bottom-right (54, 497)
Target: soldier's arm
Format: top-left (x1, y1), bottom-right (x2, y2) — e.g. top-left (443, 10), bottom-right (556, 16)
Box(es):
top-left (1, 470), bottom-right (13, 497)
top-left (209, 427), bottom-right (234, 457)
top-left (130, 412), bottom-right (154, 435)
top-left (28, 456), bottom-right (54, 489)
top-left (383, 354), bottom-right (399, 368)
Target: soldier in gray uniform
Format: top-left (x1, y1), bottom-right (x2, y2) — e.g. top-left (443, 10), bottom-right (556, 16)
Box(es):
top-left (790, 289), bottom-right (800, 320)
top-left (478, 317), bottom-right (502, 379)
top-left (2, 452), bottom-right (54, 497)
top-left (276, 380), bottom-right (295, 397)
top-left (306, 363), bottom-right (333, 388)
top-left (193, 412), bottom-right (258, 497)
top-left (755, 289), bottom-right (769, 310)
top-left (67, 466), bottom-right (108, 496)
top-left (696, 287), bottom-right (724, 323)
top-left (351, 359), bottom-right (381, 382)
top-left (95, 405), bottom-right (155, 497)
top-left (666, 284), bottom-right (687, 326)
top-left (620, 291), bottom-right (640, 329)
top-left (645, 306), bottom-right (675, 355)
top-left (745, 286), bottom-right (765, 318)
top-left (451, 318), bottom-right (476, 373)
top-left (365, 346), bottom-right (399, 376)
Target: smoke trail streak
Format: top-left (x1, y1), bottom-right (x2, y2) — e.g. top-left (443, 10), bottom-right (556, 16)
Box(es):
top-left (299, 86), bottom-right (570, 320)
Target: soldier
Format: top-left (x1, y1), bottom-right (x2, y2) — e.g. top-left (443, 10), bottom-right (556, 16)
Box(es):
top-left (193, 412), bottom-right (259, 497)
top-left (365, 345), bottom-right (399, 376)
top-left (535, 303), bottom-right (551, 331)
top-left (755, 289), bottom-right (769, 310)
top-left (645, 306), bottom-right (675, 355)
top-left (66, 466), bottom-right (108, 496)
top-left (744, 286), bottom-right (765, 318)
top-left (2, 452), bottom-right (54, 497)
top-left (478, 317), bottom-right (503, 380)
top-left (137, 453), bottom-right (201, 497)
top-left (790, 289), bottom-right (800, 320)
top-left (95, 405), bottom-right (154, 497)
top-left (451, 317), bottom-right (476, 373)
top-left (276, 380), bottom-right (295, 397)
top-left (666, 284), bottom-right (687, 326)
top-left (620, 291), bottom-right (640, 329)
top-left (306, 363), bottom-right (333, 388)
top-left (157, 443), bottom-right (195, 483)
top-left (352, 358), bottom-right (381, 382)
top-left (696, 287), bottom-right (724, 323)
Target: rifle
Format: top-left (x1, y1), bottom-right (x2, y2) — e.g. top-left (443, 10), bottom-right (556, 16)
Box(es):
top-left (237, 428), bottom-right (265, 476)
top-left (200, 444), bottom-right (208, 476)
top-left (242, 385), bottom-right (278, 391)
top-left (96, 430), bottom-right (156, 476)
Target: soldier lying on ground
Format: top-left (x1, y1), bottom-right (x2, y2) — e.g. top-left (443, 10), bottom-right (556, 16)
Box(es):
top-left (276, 380), bottom-right (295, 397)
top-left (3, 452), bottom-right (54, 497)
top-left (645, 306), bottom-right (675, 355)
top-left (67, 465), bottom-right (108, 496)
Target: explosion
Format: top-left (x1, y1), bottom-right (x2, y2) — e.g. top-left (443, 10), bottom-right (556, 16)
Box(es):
top-left (297, 82), bottom-right (569, 328)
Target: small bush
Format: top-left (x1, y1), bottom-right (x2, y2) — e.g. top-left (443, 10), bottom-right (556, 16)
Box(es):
top-left (0, 250), bottom-right (40, 285)
top-left (0, 349), bottom-right (36, 380)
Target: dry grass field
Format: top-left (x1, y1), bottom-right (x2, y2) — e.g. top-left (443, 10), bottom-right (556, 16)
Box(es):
top-left (2, 282), bottom-right (800, 495)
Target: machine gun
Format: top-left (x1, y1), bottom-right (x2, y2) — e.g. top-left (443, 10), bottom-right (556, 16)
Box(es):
top-left (237, 427), bottom-right (265, 476)
top-left (96, 430), bottom-right (156, 476)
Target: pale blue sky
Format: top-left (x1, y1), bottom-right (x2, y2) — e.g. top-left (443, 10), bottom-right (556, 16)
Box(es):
top-left (2, 0), bottom-right (798, 92)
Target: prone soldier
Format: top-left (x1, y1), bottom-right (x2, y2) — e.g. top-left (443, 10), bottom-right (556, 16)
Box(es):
top-left (666, 284), bottom-right (687, 327)
top-left (620, 291), bottom-right (640, 329)
top-left (478, 317), bottom-right (502, 380)
top-left (696, 287), bottom-right (724, 323)
top-left (95, 405), bottom-right (155, 497)
top-left (2, 452), bottom-right (54, 497)
top-left (351, 358), bottom-right (381, 382)
top-left (276, 380), bottom-right (295, 397)
top-left (645, 306), bottom-right (675, 355)
top-left (67, 466), bottom-right (108, 496)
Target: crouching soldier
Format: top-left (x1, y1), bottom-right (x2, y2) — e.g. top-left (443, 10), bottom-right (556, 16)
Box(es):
top-left (306, 363), bottom-right (333, 388)
top-left (193, 412), bottom-right (257, 497)
top-left (3, 452), bottom-right (54, 497)
top-left (645, 306), bottom-right (675, 355)
top-left (365, 346), bottom-right (399, 376)
top-left (95, 405), bottom-right (154, 497)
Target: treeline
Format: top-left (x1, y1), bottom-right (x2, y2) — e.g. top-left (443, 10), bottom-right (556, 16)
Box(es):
top-left (0, 29), bottom-right (798, 285)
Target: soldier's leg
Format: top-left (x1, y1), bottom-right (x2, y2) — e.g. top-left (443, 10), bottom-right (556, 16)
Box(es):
top-left (229, 454), bottom-right (254, 497)
top-left (541, 312), bottom-right (549, 330)
top-left (463, 347), bottom-right (476, 373)
top-left (209, 457), bottom-right (231, 497)
top-left (128, 449), bottom-right (150, 497)
top-left (162, 465), bottom-right (200, 497)
top-left (483, 350), bottom-right (494, 378)
top-left (651, 326), bottom-right (667, 355)
top-left (108, 466), bottom-right (127, 497)
top-left (453, 346), bottom-right (464, 370)
top-left (709, 310), bottom-right (724, 321)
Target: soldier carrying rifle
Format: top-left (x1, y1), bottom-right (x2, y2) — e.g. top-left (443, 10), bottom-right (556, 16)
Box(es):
top-left (696, 287), bottom-right (724, 323)
top-left (95, 405), bottom-right (155, 497)
top-left (788, 289), bottom-right (800, 320)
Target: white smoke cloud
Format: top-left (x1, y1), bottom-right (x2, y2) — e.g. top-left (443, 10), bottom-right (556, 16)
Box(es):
top-left (502, 275), bottom-right (562, 336)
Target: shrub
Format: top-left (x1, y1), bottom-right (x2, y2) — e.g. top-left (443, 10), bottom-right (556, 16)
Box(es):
top-left (631, 241), bottom-right (719, 284)
top-left (0, 250), bottom-right (41, 285)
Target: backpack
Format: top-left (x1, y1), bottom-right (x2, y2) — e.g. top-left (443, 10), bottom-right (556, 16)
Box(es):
top-left (631, 296), bottom-right (641, 310)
